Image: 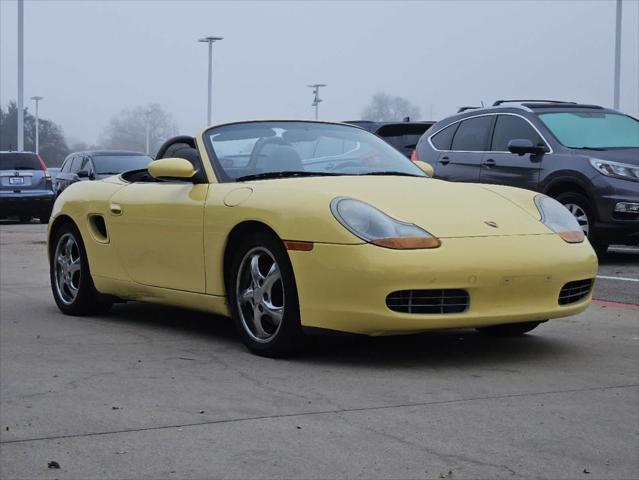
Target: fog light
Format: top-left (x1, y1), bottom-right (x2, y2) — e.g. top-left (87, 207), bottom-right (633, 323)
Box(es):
top-left (614, 202), bottom-right (639, 214)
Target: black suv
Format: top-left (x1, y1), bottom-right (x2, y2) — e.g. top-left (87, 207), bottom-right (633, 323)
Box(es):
top-left (414, 100), bottom-right (639, 253)
top-left (345, 120), bottom-right (435, 158)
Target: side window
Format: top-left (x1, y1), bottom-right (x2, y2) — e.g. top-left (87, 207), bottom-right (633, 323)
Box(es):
top-left (491, 115), bottom-right (544, 151)
top-left (430, 123), bottom-right (459, 150)
top-left (80, 156), bottom-right (92, 172)
top-left (61, 157), bottom-right (72, 173)
top-left (70, 156), bottom-right (81, 173)
top-left (451, 116), bottom-right (493, 151)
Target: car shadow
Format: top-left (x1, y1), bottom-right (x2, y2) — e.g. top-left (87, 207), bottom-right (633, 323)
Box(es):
top-left (94, 302), bottom-right (576, 368)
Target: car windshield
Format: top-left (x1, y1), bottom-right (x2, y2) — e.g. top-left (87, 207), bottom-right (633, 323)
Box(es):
top-left (0, 153), bottom-right (42, 170)
top-left (93, 155), bottom-right (152, 174)
top-left (539, 112), bottom-right (639, 149)
top-left (205, 121), bottom-right (427, 181)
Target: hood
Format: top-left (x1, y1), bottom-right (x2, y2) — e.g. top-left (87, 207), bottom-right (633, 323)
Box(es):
top-left (251, 176), bottom-right (549, 239)
top-left (578, 148), bottom-right (639, 166)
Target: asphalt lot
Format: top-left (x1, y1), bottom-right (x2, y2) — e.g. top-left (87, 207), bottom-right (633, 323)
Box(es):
top-left (1, 223), bottom-right (638, 479)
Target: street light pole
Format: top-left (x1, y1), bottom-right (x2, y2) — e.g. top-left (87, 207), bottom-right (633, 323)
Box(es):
top-left (198, 36), bottom-right (223, 125)
top-left (30, 96), bottom-right (43, 154)
top-left (17, 0), bottom-right (24, 151)
top-left (307, 84), bottom-right (327, 120)
top-left (613, 0), bottom-right (622, 109)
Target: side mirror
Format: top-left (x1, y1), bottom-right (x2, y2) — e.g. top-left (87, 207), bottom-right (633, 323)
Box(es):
top-left (77, 170), bottom-right (90, 178)
top-left (507, 139), bottom-right (547, 156)
top-left (148, 158), bottom-right (196, 180)
top-left (413, 160), bottom-right (435, 177)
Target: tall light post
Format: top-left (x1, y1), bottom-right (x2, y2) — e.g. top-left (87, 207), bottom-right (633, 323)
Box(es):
top-left (17, 0), bottom-right (24, 151)
top-left (30, 96), bottom-right (43, 154)
top-left (613, 0), bottom-right (622, 109)
top-left (198, 36), bottom-right (223, 125)
top-left (307, 84), bottom-right (327, 120)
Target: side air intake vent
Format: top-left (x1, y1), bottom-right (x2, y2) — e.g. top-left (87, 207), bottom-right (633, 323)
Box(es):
top-left (558, 279), bottom-right (593, 305)
top-left (386, 289), bottom-right (470, 314)
top-left (88, 214), bottom-right (109, 243)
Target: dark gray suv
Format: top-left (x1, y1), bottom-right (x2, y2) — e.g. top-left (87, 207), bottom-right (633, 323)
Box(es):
top-left (414, 100), bottom-right (639, 254)
top-left (0, 151), bottom-right (54, 223)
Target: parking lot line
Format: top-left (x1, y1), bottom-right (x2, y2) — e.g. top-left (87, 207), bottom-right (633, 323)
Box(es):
top-left (592, 300), bottom-right (639, 311)
top-left (596, 275), bottom-right (639, 283)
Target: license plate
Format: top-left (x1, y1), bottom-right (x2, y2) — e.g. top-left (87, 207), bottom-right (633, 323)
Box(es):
top-left (9, 177), bottom-right (24, 185)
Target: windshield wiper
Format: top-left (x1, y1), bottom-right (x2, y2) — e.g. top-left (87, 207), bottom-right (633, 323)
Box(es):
top-left (236, 171), bottom-right (342, 182)
top-left (576, 147), bottom-right (608, 151)
top-left (360, 171), bottom-right (423, 177)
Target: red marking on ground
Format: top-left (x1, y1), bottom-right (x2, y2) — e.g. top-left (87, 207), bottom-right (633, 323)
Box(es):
top-left (592, 300), bottom-right (639, 311)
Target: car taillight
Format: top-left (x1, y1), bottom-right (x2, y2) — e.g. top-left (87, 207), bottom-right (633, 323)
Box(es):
top-left (38, 155), bottom-right (52, 188)
top-left (410, 149), bottom-right (418, 161)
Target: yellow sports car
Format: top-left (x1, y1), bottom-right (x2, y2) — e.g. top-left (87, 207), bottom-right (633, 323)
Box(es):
top-left (48, 121), bottom-right (597, 356)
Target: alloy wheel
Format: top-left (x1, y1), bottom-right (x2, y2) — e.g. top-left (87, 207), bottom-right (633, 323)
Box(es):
top-left (236, 247), bottom-right (285, 343)
top-left (54, 233), bottom-right (82, 305)
top-left (563, 203), bottom-right (589, 236)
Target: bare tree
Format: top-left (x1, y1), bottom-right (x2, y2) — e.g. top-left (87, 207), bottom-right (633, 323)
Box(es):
top-left (100, 103), bottom-right (178, 155)
top-left (361, 92), bottom-right (421, 122)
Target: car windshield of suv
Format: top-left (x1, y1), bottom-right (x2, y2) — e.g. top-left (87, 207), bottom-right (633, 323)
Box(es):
top-left (0, 153), bottom-right (42, 170)
top-left (93, 155), bottom-right (152, 174)
top-left (206, 121), bottom-right (426, 181)
top-left (539, 112), bottom-right (639, 149)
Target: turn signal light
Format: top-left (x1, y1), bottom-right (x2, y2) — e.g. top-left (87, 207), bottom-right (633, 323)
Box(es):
top-left (410, 149), bottom-right (418, 161)
top-left (558, 231), bottom-right (585, 243)
top-left (371, 236), bottom-right (441, 249)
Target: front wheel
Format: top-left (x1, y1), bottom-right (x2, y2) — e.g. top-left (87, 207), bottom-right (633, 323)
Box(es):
top-left (228, 231), bottom-right (303, 357)
top-left (554, 191), bottom-right (608, 255)
top-left (50, 222), bottom-right (111, 315)
top-left (476, 321), bottom-right (544, 336)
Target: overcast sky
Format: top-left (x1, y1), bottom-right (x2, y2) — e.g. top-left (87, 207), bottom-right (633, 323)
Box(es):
top-left (1, 0), bottom-right (638, 145)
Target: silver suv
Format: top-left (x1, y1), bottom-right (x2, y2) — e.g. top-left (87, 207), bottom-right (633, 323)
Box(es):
top-left (0, 151), bottom-right (54, 223)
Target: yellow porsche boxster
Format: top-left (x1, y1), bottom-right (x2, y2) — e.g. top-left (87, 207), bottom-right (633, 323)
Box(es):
top-left (48, 121), bottom-right (597, 356)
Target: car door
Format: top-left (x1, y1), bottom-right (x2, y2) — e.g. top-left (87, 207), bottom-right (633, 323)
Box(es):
top-left (106, 179), bottom-right (209, 293)
top-left (435, 115), bottom-right (494, 182)
top-left (58, 155), bottom-right (79, 193)
top-left (479, 114), bottom-right (548, 190)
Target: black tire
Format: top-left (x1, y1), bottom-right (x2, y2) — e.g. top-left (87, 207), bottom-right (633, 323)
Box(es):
top-left (50, 222), bottom-right (112, 315)
top-left (477, 320), bottom-right (544, 336)
top-left (228, 231), bottom-right (303, 357)
top-left (554, 191), bottom-right (608, 255)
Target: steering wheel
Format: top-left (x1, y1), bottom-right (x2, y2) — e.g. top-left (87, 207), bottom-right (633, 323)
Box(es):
top-left (248, 137), bottom-right (291, 167)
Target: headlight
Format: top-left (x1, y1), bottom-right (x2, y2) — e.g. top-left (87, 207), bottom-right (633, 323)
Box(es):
top-left (534, 195), bottom-right (584, 243)
top-left (330, 197), bottom-right (440, 249)
top-left (589, 158), bottom-right (639, 182)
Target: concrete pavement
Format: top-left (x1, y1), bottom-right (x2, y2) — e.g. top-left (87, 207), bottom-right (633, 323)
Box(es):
top-left (1, 224), bottom-right (638, 479)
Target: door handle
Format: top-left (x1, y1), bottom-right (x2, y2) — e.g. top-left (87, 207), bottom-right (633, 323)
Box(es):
top-left (109, 203), bottom-right (123, 215)
top-left (439, 156), bottom-right (450, 165)
top-left (483, 158), bottom-right (496, 168)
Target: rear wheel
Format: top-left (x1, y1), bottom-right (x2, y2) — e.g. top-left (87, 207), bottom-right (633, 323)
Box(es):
top-left (50, 222), bottom-right (111, 315)
top-left (477, 321), bottom-right (544, 336)
top-left (554, 191), bottom-right (608, 256)
top-left (228, 231), bottom-right (303, 357)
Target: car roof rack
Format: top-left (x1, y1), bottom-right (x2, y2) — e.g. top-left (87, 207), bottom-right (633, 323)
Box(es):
top-left (522, 103), bottom-right (604, 110)
top-left (492, 99), bottom-right (577, 106)
top-left (457, 106), bottom-right (481, 113)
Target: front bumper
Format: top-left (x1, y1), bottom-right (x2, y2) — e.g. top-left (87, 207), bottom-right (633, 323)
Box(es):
top-left (591, 175), bottom-right (639, 243)
top-left (0, 192), bottom-right (54, 217)
top-left (289, 234), bottom-right (597, 335)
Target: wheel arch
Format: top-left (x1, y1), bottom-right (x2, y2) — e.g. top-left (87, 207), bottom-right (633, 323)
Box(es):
top-left (48, 214), bottom-right (79, 261)
top-left (222, 220), bottom-right (283, 296)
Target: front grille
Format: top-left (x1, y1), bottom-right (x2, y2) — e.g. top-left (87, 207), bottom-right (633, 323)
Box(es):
top-left (386, 289), bottom-right (470, 314)
top-left (558, 279), bottom-right (593, 305)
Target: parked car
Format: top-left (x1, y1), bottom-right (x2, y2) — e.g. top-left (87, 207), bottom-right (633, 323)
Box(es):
top-left (54, 151), bottom-right (152, 197)
top-left (0, 150), bottom-right (54, 223)
top-left (344, 120), bottom-right (435, 158)
top-left (48, 120), bottom-right (596, 357)
top-left (414, 100), bottom-right (639, 254)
